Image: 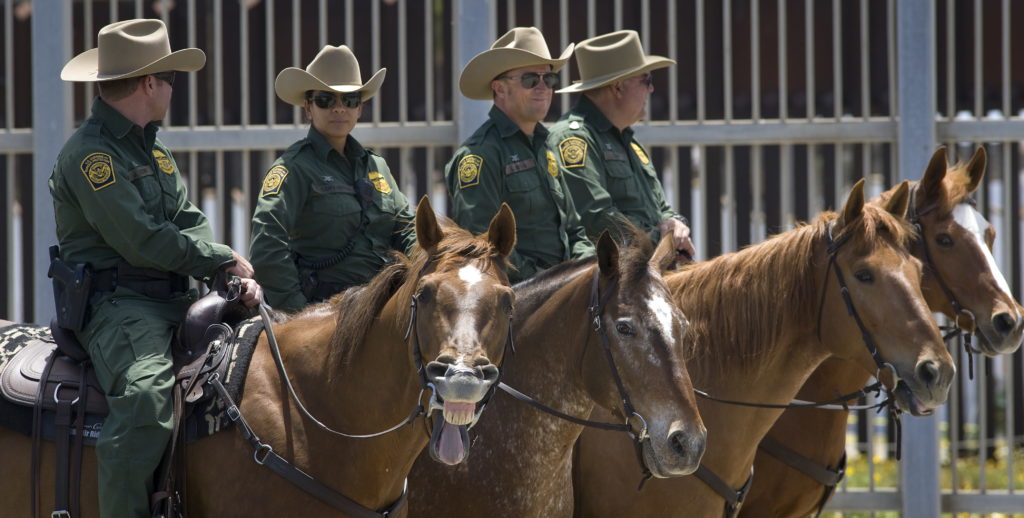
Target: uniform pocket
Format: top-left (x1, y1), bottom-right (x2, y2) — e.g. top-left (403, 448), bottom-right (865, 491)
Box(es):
top-left (505, 170), bottom-right (541, 192)
top-left (309, 192), bottom-right (361, 216)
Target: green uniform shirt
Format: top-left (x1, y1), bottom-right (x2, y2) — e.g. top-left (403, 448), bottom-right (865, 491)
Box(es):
top-left (445, 106), bottom-right (594, 283)
top-left (49, 97), bottom-right (233, 278)
top-left (548, 96), bottom-right (683, 242)
top-left (250, 128), bottom-right (416, 312)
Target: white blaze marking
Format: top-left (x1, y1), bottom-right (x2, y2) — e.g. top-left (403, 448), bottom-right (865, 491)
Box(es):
top-left (649, 292), bottom-right (675, 341)
top-left (458, 264), bottom-right (483, 286)
top-left (952, 204), bottom-right (1015, 300)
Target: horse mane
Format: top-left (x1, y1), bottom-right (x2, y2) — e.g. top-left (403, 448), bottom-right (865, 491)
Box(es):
top-left (677, 203), bottom-right (914, 375)
top-left (325, 217), bottom-right (508, 365)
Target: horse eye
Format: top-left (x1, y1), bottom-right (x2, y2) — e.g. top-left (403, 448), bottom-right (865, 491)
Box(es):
top-left (854, 270), bottom-right (874, 283)
top-left (417, 286), bottom-right (433, 303)
top-left (615, 321), bottom-right (635, 336)
top-left (935, 233), bottom-right (954, 248)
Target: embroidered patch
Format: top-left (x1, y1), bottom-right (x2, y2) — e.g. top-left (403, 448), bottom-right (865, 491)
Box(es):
top-left (631, 142), bottom-right (650, 165)
top-left (260, 166), bottom-right (288, 198)
top-left (80, 152), bottom-right (116, 191)
top-left (558, 137), bottom-right (587, 168)
top-left (153, 149), bottom-right (175, 174)
top-left (546, 150), bottom-right (558, 178)
top-left (458, 155), bottom-right (483, 189)
top-left (368, 171), bottom-right (392, 194)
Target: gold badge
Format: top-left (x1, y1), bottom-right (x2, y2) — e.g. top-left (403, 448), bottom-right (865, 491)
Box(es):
top-left (260, 166), bottom-right (288, 197)
top-left (153, 149), bottom-right (175, 174)
top-left (458, 155), bottom-right (483, 189)
top-left (546, 150), bottom-right (558, 178)
top-left (368, 171), bottom-right (392, 194)
top-left (558, 137), bottom-right (587, 168)
top-left (80, 152), bottom-right (116, 191)
top-left (631, 142), bottom-right (650, 165)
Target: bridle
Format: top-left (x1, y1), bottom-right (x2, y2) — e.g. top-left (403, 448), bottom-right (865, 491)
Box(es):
top-left (498, 269), bottom-right (656, 486)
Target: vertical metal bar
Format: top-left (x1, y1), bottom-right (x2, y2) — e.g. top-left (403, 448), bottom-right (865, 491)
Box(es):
top-left (319, 0), bottom-right (327, 48)
top-left (188, 0), bottom-right (197, 127)
top-left (345, 0), bottom-right (354, 46)
top-left (722, 145), bottom-right (735, 252)
top-left (507, 0), bottom-right (516, 30)
top-left (887, 0), bottom-right (896, 118)
top-left (695, 146), bottom-right (707, 261)
top-left (84, 0), bottom-right (94, 109)
top-left (897, 1), bottom-right (939, 515)
top-left (533, 0), bottom-right (542, 31)
top-left (834, 142), bottom-right (844, 213)
top-left (945, 0), bottom-right (955, 118)
top-left (135, 0), bottom-right (142, 17)
top-left (978, 355), bottom-right (989, 491)
top-left (973, 0), bottom-right (982, 117)
top-left (807, 144), bottom-right (819, 215)
top-left (292, 0), bottom-right (301, 124)
top-left (860, 0), bottom-right (869, 119)
top-left (781, 144), bottom-right (794, 229)
top-left (400, 147), bottom-right (416, 200)
top-left (750, 0), bottom-right (760, 122)
top-left (723, 0), bottom-right (732, 122)
top-left (559, 0), bottom-right (569, 113)
top-left (110, 0), bottom-right (116, 23)
top-left (266, 0), bottom-right (275, 126)
top-left (4, 0), bottom-right (14, 130)
top-left (399, 0), bottom-right (408, 123)
top-left (805, 0), bottom-right (814, 120)
top-left (372, 0), bottom-right (381, 124)
top-left (240, 0), bottom-right (250, 127)
top-left (696, 0), bottom-right (705, 122)
top-left (951, 340), bottom-right (961, 496)
top-left (1001, 0), bottom-right (1009, 115)
top-left (214, 151), bottom-right (225, 243)
top-left (587, 0), bottom-right (595, 37)
top-left (455, 0), bottom-right (496, 144)
top-left (5, 154), bottom-right (15, 319)
top-left (31, 0), bottom-right (72, 324)
top-left (214, 1), bottom-right (223, 128)
top-left (239, 151), bottom-right (251, 256)
top-left (424, 0), bottom-right (434, 123)
top-left (750, 145), bottom-right (764, 243)
top-left (778, 0), bottom-right (787, 120)
top-left (668, 0), bottom-right (678, 123)
top-left (832, 0), bottom-right (841, 120)
top-left (614, 0), bottom-right (622, 29)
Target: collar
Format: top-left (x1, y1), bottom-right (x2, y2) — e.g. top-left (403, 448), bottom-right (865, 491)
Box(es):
top-left (91, 97), bottom-right (158, 141)
top-left (489, 105), bottom-right (548, 140)
top-left (575, 95), bottom-right (633, 141)
top-left (307, 126), bottom-right (368, 162)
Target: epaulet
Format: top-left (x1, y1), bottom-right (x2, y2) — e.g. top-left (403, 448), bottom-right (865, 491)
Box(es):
top-left (81, 118), bottom-right (104, 136)
top-left (280, 138), bottom-right (310, 161)
top-left (463, 119), bottom-right (496, 146)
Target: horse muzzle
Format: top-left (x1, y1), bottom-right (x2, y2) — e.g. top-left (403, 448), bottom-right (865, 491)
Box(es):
top-left (975, 309), bottom-right (1024, 356)
top-left (425, 361), bottom-right (500, 424)
top-left (891, 358), bottom-right (954, 416)
top-left (644, 420), bottom-right (707, 478)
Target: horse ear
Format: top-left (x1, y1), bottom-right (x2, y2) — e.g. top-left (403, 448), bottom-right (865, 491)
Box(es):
top-left (918, 146), bottom-right (948, 205)
top-left (964, 146), bottom-right (987, 194)
top-left (651, 234), bottom-right (676, 273)
top-left (596, 231), bottom-right (619, 278)
top-left (881, 180), bottom-right (911, 219)
top-left (838, 178), bottom-right (866, 229)
top-left (415, 195), bottom-right (443, 253)
top-left (486, 203), bottom-right (517, 258)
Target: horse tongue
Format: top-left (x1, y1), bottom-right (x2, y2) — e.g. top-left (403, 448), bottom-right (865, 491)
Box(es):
top-left (429, 413), bottom-right (470, 466)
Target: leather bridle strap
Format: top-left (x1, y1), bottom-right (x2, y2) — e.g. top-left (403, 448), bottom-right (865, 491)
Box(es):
top-left (209, 374), bottom-right (406, 518)
top-left (758, 436), bottom-right (847, 518)
top-left (693, 381), bottom-right (885, 411)
top-left (693, 464), bottom-right (754, 518)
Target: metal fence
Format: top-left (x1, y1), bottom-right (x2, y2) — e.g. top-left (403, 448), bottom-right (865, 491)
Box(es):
top-left (2, 0), bottom-right (1023, 515)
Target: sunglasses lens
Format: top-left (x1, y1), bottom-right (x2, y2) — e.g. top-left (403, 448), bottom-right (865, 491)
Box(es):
top-left (542, 73), bottom-right (559, 89)
top-left (312, 93), bottom-right (335, 109)
top-left (342, 93), bottom-right (362, 109)
top-left (520, 73), bottom-right (540, 89)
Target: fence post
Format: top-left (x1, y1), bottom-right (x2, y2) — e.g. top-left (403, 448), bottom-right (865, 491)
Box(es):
top-left (453, 0), bottom-right (496, 145)
top-left (31, 0), bottom-right (73, 325)
top-left (897, 0), bottom-right (940, 515)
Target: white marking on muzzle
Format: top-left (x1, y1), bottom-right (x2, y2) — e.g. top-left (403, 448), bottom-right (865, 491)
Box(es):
top-left (952, 204), bottom-right (1018, 317)
top-left (459, 264), bottom-right (483, 286)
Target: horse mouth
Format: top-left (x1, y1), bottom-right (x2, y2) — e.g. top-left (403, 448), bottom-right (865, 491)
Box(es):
top-left (893, 381), bottom-right (936, 417)
top-left (428, 405), bottom-right (472, 466)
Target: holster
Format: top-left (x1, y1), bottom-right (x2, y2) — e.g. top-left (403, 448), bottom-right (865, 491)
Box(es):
top-left (48, 245), bottom-right (93, 332)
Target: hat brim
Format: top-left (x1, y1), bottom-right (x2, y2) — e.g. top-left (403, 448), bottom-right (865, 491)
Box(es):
top-left (459, 44), bottom-right (574, 100)
top-left (60, 47), bottom-right (206, 82)
top-left (556, 55), bottom-right (675, 94)
top-left (274, 67), bottom-right (387, 107)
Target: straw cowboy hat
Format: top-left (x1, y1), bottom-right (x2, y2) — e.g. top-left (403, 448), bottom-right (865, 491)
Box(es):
top-left (274, 45), bottom-right (386, 107)
top-left (459, 27), bottom-right (574, 100)
top-left (61, 19), bottom-right (205, 82)
top-left (557, 30), bottom-right (675, 94)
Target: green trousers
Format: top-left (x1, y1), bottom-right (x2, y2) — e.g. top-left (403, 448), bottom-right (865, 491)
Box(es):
top-left (77, 286), bottom-right (194, 518)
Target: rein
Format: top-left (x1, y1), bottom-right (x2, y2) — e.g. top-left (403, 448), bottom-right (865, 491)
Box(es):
top-left (497, 270), bottom-right (656, 485)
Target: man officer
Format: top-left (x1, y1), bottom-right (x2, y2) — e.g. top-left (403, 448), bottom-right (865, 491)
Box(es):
top-left (549, 30), bottom-right (696, 259)
top-left (50, 19), bottom-right (261, 517)
top-left (446, 27), bottom-right (593, 283)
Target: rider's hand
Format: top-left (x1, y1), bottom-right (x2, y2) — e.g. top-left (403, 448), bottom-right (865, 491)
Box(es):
top-left (659, 218), bottom-right (696, 259)
top-left (236, 278), bottom-right (263, 308)
top-left (225, 250), bottom-right (255, 279)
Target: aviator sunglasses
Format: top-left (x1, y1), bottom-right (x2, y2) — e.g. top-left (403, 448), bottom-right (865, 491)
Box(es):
top-left (307, 91), bottom-right (363, 109)
top-left (498, 71), bottom-right (559, 90)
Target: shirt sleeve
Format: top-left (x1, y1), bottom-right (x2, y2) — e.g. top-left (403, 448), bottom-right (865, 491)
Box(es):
top-left (249, 160), bottom-right (309, 312)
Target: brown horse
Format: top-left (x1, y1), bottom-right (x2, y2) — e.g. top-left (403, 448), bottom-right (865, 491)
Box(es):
top-left (406, 231), bottom-right (706, 518)
top-left (0, 197), bottom-right (518, 517)
top-left (741, 147), bottom-right (1024, 517)
top-left (573, 179), bottom-right (955, 517)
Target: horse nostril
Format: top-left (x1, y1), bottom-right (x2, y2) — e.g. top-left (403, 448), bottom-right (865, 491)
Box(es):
top-left (916, 360), bottom-right (939, 387)
top-left (425, 360), bottom-right (452, 381)
top-left (668, 429), bottom-right (699, 460)
top-left (992, 312), bottom-right (1018, 336)
top-left (479, 364), bottom-right (499, 384)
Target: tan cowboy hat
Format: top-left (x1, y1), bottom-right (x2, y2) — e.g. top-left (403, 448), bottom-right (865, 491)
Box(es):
top-left (459, 27), bottom-right (574, 100)
top-left (557, 30), bottom-right (675, 94)
top-left (61, 19), bottom-right (205, 82)
top-left (274, 45), bottom-right (386, 107)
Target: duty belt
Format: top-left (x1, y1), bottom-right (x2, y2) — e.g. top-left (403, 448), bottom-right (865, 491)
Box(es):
top-left (92, 263), bottom-right (189, 300)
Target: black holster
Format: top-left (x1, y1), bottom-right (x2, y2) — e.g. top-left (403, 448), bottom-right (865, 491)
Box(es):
top-left (48, 245), bottom-right (93, 332)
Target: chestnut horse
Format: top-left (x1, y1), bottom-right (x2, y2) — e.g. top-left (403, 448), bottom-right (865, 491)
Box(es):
top-left (0, 197), bottom-right (518, 517)
top-left (406, 231), bottom-right (706, 518)
top-left (573, 179), bottom-right (955, 517)
top-left (741, 147), bottom-right (1024, 517)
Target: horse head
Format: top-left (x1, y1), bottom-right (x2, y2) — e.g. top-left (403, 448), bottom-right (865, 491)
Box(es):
top-left (585, 230), bottom-right (706, 478)
top-left (823, 179), bottom-right (954, 416)
top-left (905, 147), bottom-right (1023, 355)
top-left (410, 197), bottom-right (516, 465)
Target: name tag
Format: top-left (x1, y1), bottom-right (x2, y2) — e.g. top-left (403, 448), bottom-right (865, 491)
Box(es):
top-left (603, 151), bottom-right (628, 161)
top-left (504, 158), bottom-right (536, 175)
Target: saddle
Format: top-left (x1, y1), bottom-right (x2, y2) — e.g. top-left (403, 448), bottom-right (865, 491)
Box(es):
top-left (0, 278), bottom-right (256, 518)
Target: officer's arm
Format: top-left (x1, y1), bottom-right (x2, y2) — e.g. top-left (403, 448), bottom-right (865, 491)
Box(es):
top-left (380, 163), bottom-right (417, 255)
top-left (560, 175), bottom-right (596, 259)
top-left (249, 164), bottom-right (308, 312)
top-left (551, 132), bottom-right (628, 240)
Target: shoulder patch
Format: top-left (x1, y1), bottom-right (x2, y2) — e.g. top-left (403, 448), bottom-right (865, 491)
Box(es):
top-left (260, 166), bottom-right (289, 198)
top-left (153, 149), bottom-right (175, 174)
top-left (631, 142), bottom-right (651, 165)
top-left (368, 171), bottom-right (392, 194)
top-left (558, 137), bottom-right (587, 169)
top-left (546, 150), bottom-right (558, 178)
top-left (457, 155), bottom-right (483, 189)
top-left (80, 152), bottom-right (116, 191)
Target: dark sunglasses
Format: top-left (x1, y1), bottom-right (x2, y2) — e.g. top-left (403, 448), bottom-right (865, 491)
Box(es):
top-left (307, 91), bottom-right (363, 109)
top-left (152, 71), bottom-right (175, 86)
top-left (637, 72), bottom-right (653, 87)
top-left (499, 71), bottom-right (559, 90)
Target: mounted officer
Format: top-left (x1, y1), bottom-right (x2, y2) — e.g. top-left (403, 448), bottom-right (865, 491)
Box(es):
top-left (249, 45), bottom-right (417, 312)
top-left (49, 19), bottom-right (262, 518)
top-left (446, 27), bottom-right (593, 283)
top-left (549, 30), bottom-right (696, 259)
